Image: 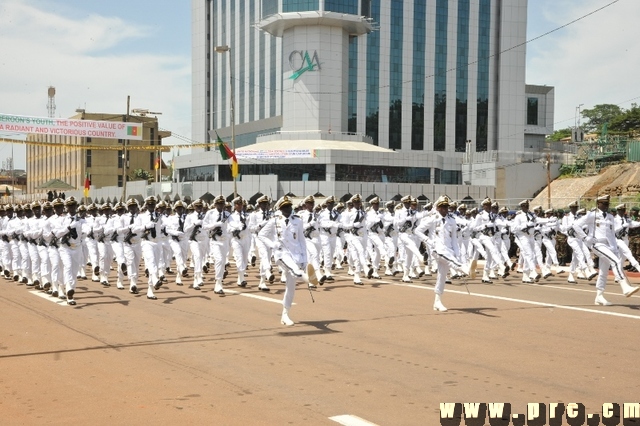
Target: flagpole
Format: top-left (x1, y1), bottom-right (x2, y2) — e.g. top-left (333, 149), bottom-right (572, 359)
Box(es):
top-left (215, 45), bottom-right (237, 198)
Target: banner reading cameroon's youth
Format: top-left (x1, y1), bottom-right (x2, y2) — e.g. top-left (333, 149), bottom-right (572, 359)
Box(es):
top-left (0, 113), bottom-right (143, 141)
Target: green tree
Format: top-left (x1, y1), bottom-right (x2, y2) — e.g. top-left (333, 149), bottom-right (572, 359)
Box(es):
top-left (609, 103), bottom-right (640, 133)
top-left (130, 168), bottom-right (152, 183)
top-left (581, 104), bottom-right (623, 132)
top-left (547, 127), bottom-right (572, 141)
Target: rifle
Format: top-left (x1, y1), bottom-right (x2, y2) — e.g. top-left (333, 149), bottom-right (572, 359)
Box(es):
top-left (60, 233), bottom-right (71, 247)
top-left (399, 220), bottom-right (412, 233)
top-left (124, 229), bottom-right (136, 245)
top-left (384, 224), bottom-right (394, 237)
top-left (304, 225), bottom-right (316, 239)
top-left (208, 211), bottom-right (228, 240)
top-left (189, 212), bottom-right (204, 241)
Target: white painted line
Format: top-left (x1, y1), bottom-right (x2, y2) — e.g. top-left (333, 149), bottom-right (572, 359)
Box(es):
top-left (224, 289), bottom-right (294, 305)
top-left (29, 290), bottom-right (67, 306)
top-left (329, 414), bottom-right (379, 426)
top-left (392, 283), bottom-right (640, 320)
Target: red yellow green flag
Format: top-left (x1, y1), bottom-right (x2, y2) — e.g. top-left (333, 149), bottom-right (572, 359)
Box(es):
top-left (83, 173), bottom-right (90, 198)
top-left (215, 131), bottom-right (238, 178)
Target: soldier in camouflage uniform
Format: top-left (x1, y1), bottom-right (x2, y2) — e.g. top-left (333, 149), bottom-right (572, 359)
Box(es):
top-left (628, 206), bottom-right (640, 270)
top-left (555, 208), bottom-right (571, 266)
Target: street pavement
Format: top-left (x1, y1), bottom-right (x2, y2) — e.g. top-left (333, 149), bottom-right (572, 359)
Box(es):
top-left (1, 264), bottom-right (640, 425)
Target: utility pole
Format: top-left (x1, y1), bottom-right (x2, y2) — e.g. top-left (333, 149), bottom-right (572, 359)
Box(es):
top-left (122, 96), bottom-right (130, 201)
top-left (546, 151), bottom-right (551, 209)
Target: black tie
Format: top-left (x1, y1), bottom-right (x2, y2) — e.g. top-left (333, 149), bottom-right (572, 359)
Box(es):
top-left (178, 215), bottom-right (184, 232)
top-left (285, 218), bottom-right (289, 226)
top-left (130, 214), bottom-right (135, 225)
top-left (603, 211), bottom-right (606, 219)
top-left (355, 210), bottom-right (361, 222)
top-left (218, 212), bottom-right (222, 222)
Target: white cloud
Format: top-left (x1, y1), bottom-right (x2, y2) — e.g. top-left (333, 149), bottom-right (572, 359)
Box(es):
top-left (0, 0), bottom-right (192, 167)
top-left (527, 0), bottom-right (640, 128)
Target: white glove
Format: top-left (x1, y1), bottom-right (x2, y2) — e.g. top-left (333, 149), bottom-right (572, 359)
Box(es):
top-left (583, 236), bottom-right (596, 246)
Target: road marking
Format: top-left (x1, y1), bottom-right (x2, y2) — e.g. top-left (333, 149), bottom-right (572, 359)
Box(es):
top-left (224, 289), bottom-right (293, 305)
top-left (29, 290), bottom-right (68, 306)
top-left (329, 414), bottom-right (379, 426)
top-left (392, 283), bottom-right (640, 320)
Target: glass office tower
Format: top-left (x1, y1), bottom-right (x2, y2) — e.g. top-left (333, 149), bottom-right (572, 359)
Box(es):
top-left (192, 0), bottom-right (528, 156)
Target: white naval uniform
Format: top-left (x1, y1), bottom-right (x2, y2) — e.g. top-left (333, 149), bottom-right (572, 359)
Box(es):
top-left (259, 213), bottom-right (308, 311)
top-left (184, 211), bottom-right (207, 287)
top-left (165, 213), bottom-right (189, 284)
top-left (54, 214), bottom-right (85, 296)
top-left (614, 214), bottom-right (640, 271)
top-left (249, 208), bottom-right (274, 286)
top-left (317, 207), bottom-right (340, 278)
top-left (203, 208), bottom-right (231, 292)
top-left (431, 211), bottom-right (465, 295)
top-left (573, 208), bottom-right (630, 294)
top-left (139, 210), bottom-right (164, 295)
top-left (227, 210), bottom-right (251, 285)
top-left (299, 208), bottom-right (323, 282)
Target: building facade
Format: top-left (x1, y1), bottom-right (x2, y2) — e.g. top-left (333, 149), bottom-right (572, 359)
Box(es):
top-left (190, 0), bottom-right (557, 200)
top-left (26, 112), bottom-right (170, 195)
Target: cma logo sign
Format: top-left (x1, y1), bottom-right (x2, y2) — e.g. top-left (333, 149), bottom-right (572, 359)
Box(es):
top-left (288, 50), bottom-right (321, 80)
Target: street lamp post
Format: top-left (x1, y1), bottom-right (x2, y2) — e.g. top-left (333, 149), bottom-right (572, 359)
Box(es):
top-left (215, 45), bottom-right (237, 198)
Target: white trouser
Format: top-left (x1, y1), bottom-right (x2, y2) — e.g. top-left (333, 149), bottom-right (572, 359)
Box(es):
top-left (591, 243), bottom-right (625, 291)
top-left (123, 243), bottom-right (142, 283)
top-left (141, 240), bottom-right (161, 286)
top-left (230, 235), bottom-right (251, 282)
top-left (59, 245), bottom-right (82, 292)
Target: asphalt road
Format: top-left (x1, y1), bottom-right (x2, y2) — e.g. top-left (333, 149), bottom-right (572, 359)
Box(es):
top-left (2, 264), bottom-right (640, 425)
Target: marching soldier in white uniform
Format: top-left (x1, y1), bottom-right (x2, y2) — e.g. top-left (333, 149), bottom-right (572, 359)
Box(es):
top-left (317, 196), bottom-right (339, 282)
top-left (84, 204), bottom-right (101, 282)
top-left (165, 200), bottom-right (189, 286)
top-left (138, 196), bottom-right (165, 300)
top-left (365, 197), bottom-right (385, 279)
top-left (430, 196), bottom-right (469, 312)
top-left (613, 204), bottom-right (640, 273)
top-left (341, 194), bottom-right (373, 285)
top-left (203, 195), bottom-right (231, 295)
top-left (258, 195), bottom-right (309, 326)
top-left (118, 199), bottom-right (143, 294)
top-left (473, 198), bottom-right (509, 282)
top-left (249, 195), bottom-right (274, 291)
top-left (184, 199), bottom-right (207, 290)
top-left (227, 196), bottom-right (251, 288)
top-left (45, 201), bottom-right (64, 296)
top-left (560, 201), bottom-right (594, 283)
top-left (110, 203), bottom-right (128, 290)
top-left (572, 194), bottom-right (639, 305)
top-left (54, 197), bottom-right (85, 305)
top-left (299, 195), bottom-right (324, 286)
top-left (511, 200), bottom-right (543, 284)
top-left (394, 196), bottom-right (425, 283)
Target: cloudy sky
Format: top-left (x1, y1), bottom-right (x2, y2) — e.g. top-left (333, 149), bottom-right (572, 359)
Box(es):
top-left (0, 0), bottom-right (637, 169)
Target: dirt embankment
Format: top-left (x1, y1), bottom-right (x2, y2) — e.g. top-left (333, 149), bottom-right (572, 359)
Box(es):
top-left (531, 163), bottom-right (640, 208)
